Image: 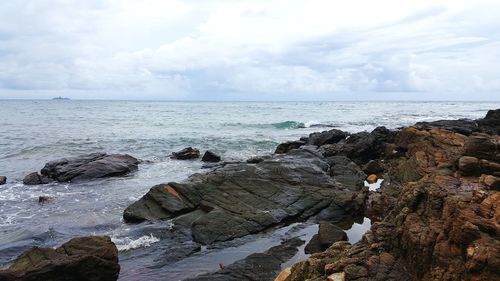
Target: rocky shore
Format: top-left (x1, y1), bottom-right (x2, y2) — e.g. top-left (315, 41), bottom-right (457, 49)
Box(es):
top-left (1, 109), bottom-right (498, 281)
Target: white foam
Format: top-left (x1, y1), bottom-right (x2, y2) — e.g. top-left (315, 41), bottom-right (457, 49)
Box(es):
top-left (304, 120), bottom-right (319, 128)
top-left (112, 234), bottom-right (160, 251)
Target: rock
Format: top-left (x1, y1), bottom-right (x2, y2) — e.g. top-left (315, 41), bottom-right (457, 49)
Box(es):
top-left (274, 140), bottom-right (306, 154)
top-left (459, 156), bottom-right (481, 176)
top-left (479, 174), bottom-right (500, 190)
top-left (366, 174), bottom-right (378, 184)
top-left (246, 156), bottom-right (265, 164)
top-left (327, 272), bottom-right (345, 281)
top-left (201, 150), bottom-right (221, 162)
top-left (464, 133), bottom-right (498, 161)
top-left (362, 160), bottom-right (384, 174)
top-left (171, 147), bottom-right (200, 160)
top-left (0, 176), bottom-right (6, 185)
top-left (23, 172), bottom-right (50, 185)
top-left (184, 238), bottom-right (304, 281)
top-left (414, 119), bottom-right (478, 135)
top-left (306, 129), bottom-right (347, 146)
top-left (124, 148), bottom-right (366, 245)
top-left (305, 223), bottom-right (348, 254)
top-left (38, 196), bottom-right (53, 204)
top-left (275, 267), bottom-right (291, 281)
top-left (23, 153), bottom-right (140, 185)
top-left (477, 108), bottom-right (500, 135)
top-left (327, 156), bottom-right (366, 191)
top-left (0, 236), bottom-right (120, 281)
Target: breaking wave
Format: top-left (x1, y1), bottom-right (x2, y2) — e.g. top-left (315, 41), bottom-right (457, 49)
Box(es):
top-left (112, 234), bottom-right (160, 251)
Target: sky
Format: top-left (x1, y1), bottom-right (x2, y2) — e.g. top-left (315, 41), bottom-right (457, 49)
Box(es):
top-left (1, 0), bottom-right (500, 101)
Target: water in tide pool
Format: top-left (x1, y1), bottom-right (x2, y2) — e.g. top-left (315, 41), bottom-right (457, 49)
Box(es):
top-left (0, 100), bottom-right (499, 280)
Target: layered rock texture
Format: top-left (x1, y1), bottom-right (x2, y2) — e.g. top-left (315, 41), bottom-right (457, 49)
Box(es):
top-left (0, 236), bottom-right (120, 281)
top-left (283, 109), bottom-right (500, 281)
top-left (23, 153), bottom-right (139, 185)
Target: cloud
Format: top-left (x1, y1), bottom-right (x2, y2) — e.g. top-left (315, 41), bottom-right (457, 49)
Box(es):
top-left (0, 0), bottom-right (499, 100)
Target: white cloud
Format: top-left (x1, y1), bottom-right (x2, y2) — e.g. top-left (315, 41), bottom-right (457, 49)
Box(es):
top-left (0, 0), bottom-right (499, 100)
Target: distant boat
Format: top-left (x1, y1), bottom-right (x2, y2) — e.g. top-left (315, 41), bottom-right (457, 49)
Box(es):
top-left (52, 96), bottom-right (70, 100)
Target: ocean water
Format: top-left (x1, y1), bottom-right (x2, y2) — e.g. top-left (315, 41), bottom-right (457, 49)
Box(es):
top-left (0, 100), bottom-right (498, 279)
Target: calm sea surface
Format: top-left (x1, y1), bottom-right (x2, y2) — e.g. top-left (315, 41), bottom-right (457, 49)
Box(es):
top-left (0, 100), bottom-right (498, 280)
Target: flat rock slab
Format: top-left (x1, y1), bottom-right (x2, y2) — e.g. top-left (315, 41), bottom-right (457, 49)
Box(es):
top-left (124, 148), bottom-right (367, 245)
top-left (23, 152), bottom-right (139, 184)
top-left (0, 236), bottom-right (120, 281)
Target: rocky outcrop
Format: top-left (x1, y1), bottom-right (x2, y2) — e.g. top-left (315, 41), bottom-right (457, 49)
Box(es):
top-left (305, 223), bottom-right (347, 254)
top-left (124, 147), bottom-right (367, 245)
top-left (0, 236), bottom-right (120, 281)
top-left (23, 153), bottom-right (139, 185)
top-left (307, 129), bottom-right (348, 146)
top-left (283, 111), bottom-right (500, 281)
top-left (275, 140), bottom-right (306, 154)
top-left (0, 175), bottom-right (6, 185)
top-left (201, 150), bottom-right (221, 162)
top-left (184, 238), bottom-right (304, 281)
top-left (171, 147), bottom-right (200, 160)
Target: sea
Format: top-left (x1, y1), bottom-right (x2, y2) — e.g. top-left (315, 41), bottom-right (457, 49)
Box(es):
top-left (0, 100), bottom-right (498, 280)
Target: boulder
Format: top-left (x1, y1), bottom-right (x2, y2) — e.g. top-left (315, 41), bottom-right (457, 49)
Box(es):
top-left (201, 150), bottom-right (221, 162)
top-left (305, 223), bottom-right (348, 254)
top-left (0, 236), bottom-right (120, 281)
top-left (327, 156), bottom-right (367, 191)
top-left (477, 108), bottom-right (500, 135)
top-left (307, 129), bottom-right (347, 146)
top-left (23, 172), bottom-right (50, 185)
top-left (274, 140), bottom-right (306, 154)
top-left (23, 153), bottom-right (139, 185)
top-left (124, 148), bottom-right (366, 245)
top-left (171, 147), bottom-right (200, 160)
top-left (464, 133), bottom-right (498, 161)
top-left (362, 160), bottom-right (384, 174)
top-left (0, 176), bottom-right (6, 185)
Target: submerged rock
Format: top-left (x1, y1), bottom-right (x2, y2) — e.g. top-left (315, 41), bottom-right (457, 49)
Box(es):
top-left (23, 153), bottom-right (139, 185)
top-left (183, 238), bottom-right (304, 281)
top-left (0, 175), bottom-right (6, 185)
top-left (0, 236), bottom-right (120, 281)
top-left (171, 147), bottom-right (200, 160)
top-left (124, 148), bottom-right (367, 245)
top-left (201, 150), bottom-right (221, 162)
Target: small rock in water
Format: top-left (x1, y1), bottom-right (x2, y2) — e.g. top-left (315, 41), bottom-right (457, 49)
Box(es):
top-left (366, 174), bottom-right (378, 184)
top-left (201, 150), bottom-right (221, 162)
top-left (171, 147), bottom-right (200, 160)
top-left (0, 176), bottom-right (6, 185)
top-left (38, 196), bottom-right (53, 204)
top-left (23, 172), bottom-right (50, 185)
top-left (305, 223), bottom-right (347, 254)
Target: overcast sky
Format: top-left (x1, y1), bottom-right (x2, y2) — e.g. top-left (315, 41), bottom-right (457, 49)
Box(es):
top-left (1, 0), bottom-right (500, 100)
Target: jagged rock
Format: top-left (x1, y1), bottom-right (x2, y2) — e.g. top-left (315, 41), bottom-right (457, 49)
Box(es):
top-left (23, 172), bottom-right (50, 185)
top-left (184, 238), bottom-right (304, 281)
top-left (307, 129), bottom-right (347, 146)
top-left (124, 148), bottom-right (366, 245)
top-left (0, 176), bottom-right (6, 185)
top-left (201, 150), bottom-right (221, 162)
top-left (327, 156), bottom-right (366, 191)
top-left (479, 174), bottom-right (500, 190)
top-left (274, 140), bottom-right (306, 154)
top-left (363, 160), bottom-right (384, 174)
top-left (305, 223), bottom-right (347, 254)
top-left (171, 147), bottom-right (200, 160)
top-left (414, 119), bottom-right (478, 135)
top-left (477, 108), bottom-right (500, 135)
top-left (0, 236), bottom-right (120, 281)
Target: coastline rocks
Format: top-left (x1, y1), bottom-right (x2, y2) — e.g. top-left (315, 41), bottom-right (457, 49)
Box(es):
top-left (0, 236), bottom-right (120, 281)
top-left (414, 119), bottom-right (478, 135)
top-left (304, 223), bottom-right (348, 254)
top-left (274, 140), bottom-right (306, 154)
top-left (23, 153), bottom-right (139, 185)
top-left (477, 108), bottom-right (500, 135)
top-left (306, 129), bottom-right (347, 146)
top-left (171, 147), bottom-right (200, 160)
top-left (0, 176), bottom-right (6, 185)
top-left (124, 148), bottom-right (367, 245)
top-left (201, 150), bottom-right (221, 162)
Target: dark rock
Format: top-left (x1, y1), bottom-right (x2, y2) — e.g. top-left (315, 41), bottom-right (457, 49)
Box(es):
top-left (274, 140), bottom-right (306, 154)
top-left (184, 238), bottom-right (304, 281)
top-left (201, 150), bottom-right (221, 162)
top-left (38, 196), bottom-right (53, 204)
top-left (25, 153), bottom-right (140, 184)
top-left (124, 148), bottom-right (366, 245)
top-left (0, 176), bottom-right (6, 185)
top-left (477, 108), bottom-right (500, 135)
top-left (464, 133), bottom-right (498, 161)
top-left (305, 223), bottom-right (347, 254)
top-left (363, 160), bottom-right (384, 174)
top-left (0, 236), bottom-right (120, 281)
top-left (414, 119), bottom-right (478, 135)
top-left (171, 147), bottom-right (200, 160)
top-left (327, 156), bottom-right (367, 191)
top-left (23, 172), bottom-right (50, 185)
top-left (306, 129), bottom-right (347, 146)
top-left (246, 156), bottom-right (265, 164)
